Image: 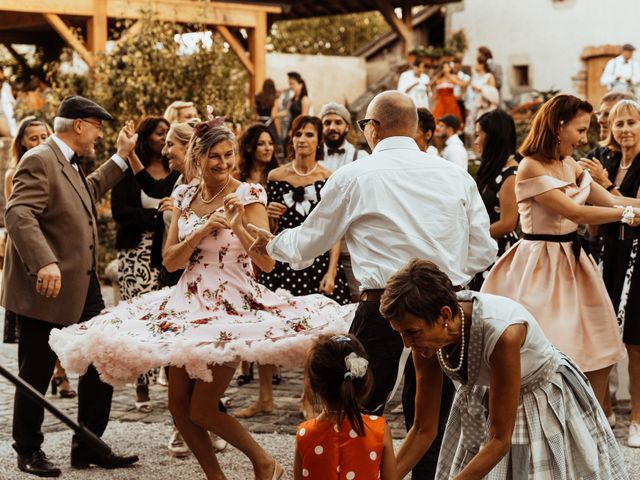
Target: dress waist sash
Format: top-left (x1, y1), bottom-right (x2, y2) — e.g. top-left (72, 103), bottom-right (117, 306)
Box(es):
top-left (523, 231), bottom-right (581, 260)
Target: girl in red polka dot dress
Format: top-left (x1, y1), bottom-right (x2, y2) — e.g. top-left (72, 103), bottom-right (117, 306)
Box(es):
top-left (294, 334), bottom-right (398, 480)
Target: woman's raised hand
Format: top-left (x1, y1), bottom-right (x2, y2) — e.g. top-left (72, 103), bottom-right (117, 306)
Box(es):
top-left (223, 193), bottom-right (245, 230)
top-left (266, 201), bottom-right (287, 220)
top-left (578, 157), bottom-right (609, 187)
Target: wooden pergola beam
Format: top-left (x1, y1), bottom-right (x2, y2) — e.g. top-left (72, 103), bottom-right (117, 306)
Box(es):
top-left (376, 0), bottom-right (413, 57)
top-left (248, 12), bottom-right (267, 102)
top-left (215, 25), bottom-right (255, 75)
top-left (0, 0), bottom-right (280, 28)
top-left (86, 0), bottom-right (107, 53)
top-left (42, 13), bottom-right (95, 67)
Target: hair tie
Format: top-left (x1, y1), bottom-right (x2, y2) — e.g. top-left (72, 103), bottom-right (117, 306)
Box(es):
top-left (194, 105), bottom-right (226, 137)
top-left (344, 352), bottom-right (368, 380)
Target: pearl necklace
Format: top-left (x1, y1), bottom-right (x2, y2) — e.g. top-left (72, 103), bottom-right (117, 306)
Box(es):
top-left (437, 306), bottom-right (466, 373)
top-left (619, 162), bottom-right (632, 170)
top-left (291, 162), bottom-right (318, 177)
top-left (200, 175), bottom-right (231, 204)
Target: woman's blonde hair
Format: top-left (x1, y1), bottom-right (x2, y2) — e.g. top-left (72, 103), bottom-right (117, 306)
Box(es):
top-left (164, 101), bottom-right (195, 123)
top-left (603, 99), bottom-right (640, 151)
top-left (168, 119), bottom-right (198, 182)
top-left (184, 123), bottom-right (236, 181)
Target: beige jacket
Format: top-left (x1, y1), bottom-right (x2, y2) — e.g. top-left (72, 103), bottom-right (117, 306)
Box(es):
top-left (1, 137), bottom-right (125, 326)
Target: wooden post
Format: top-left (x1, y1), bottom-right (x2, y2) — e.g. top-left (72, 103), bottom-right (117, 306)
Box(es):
top-left (401, 4), bottom-right (413, 58)
top-left (376, 0), bottom-right (412, 59)
top-left (87, 0), bottom-right (108, 54)
top-left (248, 12), bottom-right (267, 106)
top-left (43, 13), bottom-right (95, 67)
top-left (215, 25), bottom-right (254, 75)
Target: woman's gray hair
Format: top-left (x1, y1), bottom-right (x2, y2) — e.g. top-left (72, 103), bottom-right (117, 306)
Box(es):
top-left (185, 124), bottom-right (236, 180)
top-left (53, 117), bottom-right (76, 133)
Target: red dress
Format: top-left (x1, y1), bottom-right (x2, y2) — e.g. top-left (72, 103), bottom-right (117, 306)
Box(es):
top-left (296, 414), bottom-right (386, 479)
top-left (433, 83), bottom-right (462, 122)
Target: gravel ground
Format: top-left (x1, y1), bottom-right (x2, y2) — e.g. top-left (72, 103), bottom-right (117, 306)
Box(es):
top-left (0, 421), bottom-right (638, 479)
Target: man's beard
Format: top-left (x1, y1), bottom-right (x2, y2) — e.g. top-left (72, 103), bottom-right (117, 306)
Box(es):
top-left (324, 130), bottom-right (349, 149)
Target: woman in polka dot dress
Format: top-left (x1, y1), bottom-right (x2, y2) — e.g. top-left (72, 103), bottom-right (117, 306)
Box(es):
top-left (258, 115), bottom-right (350, 305)
top-left (236, 116), bottom-right (351, 419)
top-left (295, 334), bottom-right (397, 480)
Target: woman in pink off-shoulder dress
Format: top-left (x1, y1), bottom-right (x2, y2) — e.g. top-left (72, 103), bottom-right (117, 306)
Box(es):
top-left (482, 95), bottom-right (640, 409)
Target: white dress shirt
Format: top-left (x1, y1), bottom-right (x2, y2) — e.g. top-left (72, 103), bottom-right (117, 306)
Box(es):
top-left (319, 141), bottom-right (368, 173)
top-left (600, 55), bottom-right (640, 92)
top-left (397, 70), bottom-right (430, 108)
top-left (267, 136), bottom-right (497, 289)
top-left (51, 134), bottom-right (128, 172)
top-left (442, 134), bottom-right (469, 171)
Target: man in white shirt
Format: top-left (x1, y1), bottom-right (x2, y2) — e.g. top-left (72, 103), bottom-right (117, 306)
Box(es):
top-left (397, 60), bottom-right (430, 108)
top-left (250, 91), bottom-right (497, 478)
top-left (601, 44), bottom-right (640, 94)
top-left (438, 114), bottom-right (468, 171)
top-left (318, 102), bottom-right (367, 300)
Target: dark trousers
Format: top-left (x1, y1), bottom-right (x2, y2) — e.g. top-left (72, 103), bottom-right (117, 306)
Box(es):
top-left (349, 300), bottom-right (455, 479)
top-left (12, 272), bottom-right (113, 455)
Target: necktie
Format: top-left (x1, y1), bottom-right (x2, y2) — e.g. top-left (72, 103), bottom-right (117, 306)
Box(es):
top-left (327, 147), bottom-right (346, 156)
top-left (70, 153), bottom-right (82, 166)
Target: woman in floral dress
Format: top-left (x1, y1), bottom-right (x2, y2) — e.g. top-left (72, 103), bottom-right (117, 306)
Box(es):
top-left (50, 119), bottom-right (352, 480)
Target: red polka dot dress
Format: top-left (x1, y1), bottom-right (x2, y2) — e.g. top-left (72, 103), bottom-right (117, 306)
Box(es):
top-left (296, 414), bottom-right (386, 479)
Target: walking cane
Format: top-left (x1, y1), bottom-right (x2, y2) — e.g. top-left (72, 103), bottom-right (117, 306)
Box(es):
top-left (0, 364), bottom-right (112, 456)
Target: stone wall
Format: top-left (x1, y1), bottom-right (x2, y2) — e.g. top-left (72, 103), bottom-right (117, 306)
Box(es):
top-left (266, 53), bottom-right (367, 112)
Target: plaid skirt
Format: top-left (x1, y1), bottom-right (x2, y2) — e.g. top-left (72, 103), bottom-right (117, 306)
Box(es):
top-left (436, 355), bottom-right (628, 479)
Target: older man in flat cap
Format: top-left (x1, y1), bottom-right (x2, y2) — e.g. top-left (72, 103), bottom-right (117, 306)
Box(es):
top-left (2, 95), bottom-right (139, 477)
top-left (318, 102), bottom-right (367, 173)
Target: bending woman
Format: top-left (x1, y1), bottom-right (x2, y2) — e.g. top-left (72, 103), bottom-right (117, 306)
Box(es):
top-left (381, 259), bottom-right (627, 479)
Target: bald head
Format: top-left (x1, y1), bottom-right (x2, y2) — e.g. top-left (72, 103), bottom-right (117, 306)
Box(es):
top-left (367, 91), bottom-right (418, 138)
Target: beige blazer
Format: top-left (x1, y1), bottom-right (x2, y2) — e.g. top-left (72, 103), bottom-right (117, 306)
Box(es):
top-left (1, 137), bottom-right (125, 326)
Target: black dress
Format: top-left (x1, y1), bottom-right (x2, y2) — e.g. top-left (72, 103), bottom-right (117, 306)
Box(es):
top-left (258, 179), bottom-right (350, 305)
top-left (601, 154), bottom-right (640, 345)
top-left (469, 166), bottom-right (519, 290)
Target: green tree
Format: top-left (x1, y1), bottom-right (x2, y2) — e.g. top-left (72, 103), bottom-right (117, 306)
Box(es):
top-left (268, 12), bottom-right (389, 56)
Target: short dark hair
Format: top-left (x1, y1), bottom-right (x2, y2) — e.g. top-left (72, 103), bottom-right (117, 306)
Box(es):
top-left (519, 94), bottom-right (593, 162)
top-left (380, 259), bottom-right (459, 325)
top-left (305, 334), bottom-right (373, 436)
top-left (417, 108), bottom-right (435, 135)
top-left (438, 114), bottom-right (461, 131)
top-left (287, 115), bottom-right (324, 161)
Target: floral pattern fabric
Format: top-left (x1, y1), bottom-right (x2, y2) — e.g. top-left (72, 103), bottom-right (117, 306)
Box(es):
top-left (50, 182), bottom-right (354, 385)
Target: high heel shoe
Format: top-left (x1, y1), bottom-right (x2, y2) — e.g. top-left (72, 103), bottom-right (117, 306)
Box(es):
top-left (236, 362), bottom-right (255, 386)
top-left (51, 376), bottom-right (76, 398)
top-left (270, 460), bottom-right (283, 480)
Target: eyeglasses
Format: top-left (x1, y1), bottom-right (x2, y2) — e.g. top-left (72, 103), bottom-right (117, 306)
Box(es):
top-left (357, 118), bottom-right (380, 132)
top-left (80, 118), bottom-right (103, 131)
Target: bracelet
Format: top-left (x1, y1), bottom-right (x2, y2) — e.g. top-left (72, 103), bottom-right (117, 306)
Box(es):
top-left (606, 184), bottom-right (618, 192)
top-left (619, 205), bottom-right (635, 225)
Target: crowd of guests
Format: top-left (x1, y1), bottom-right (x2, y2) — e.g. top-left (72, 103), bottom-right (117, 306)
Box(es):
top-left (2, 65), bottom-right (640, 479)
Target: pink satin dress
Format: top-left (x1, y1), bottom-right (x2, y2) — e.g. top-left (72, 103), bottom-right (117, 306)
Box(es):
top-left (482, 171), bottom-right (625, 372)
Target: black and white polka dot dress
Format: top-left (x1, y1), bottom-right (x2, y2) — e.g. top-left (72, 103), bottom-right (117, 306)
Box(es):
top-left (258, 180), bottom-right (351, 305)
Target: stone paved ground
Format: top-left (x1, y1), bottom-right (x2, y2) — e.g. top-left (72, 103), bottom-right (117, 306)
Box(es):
top-left (0, 290), bottom-right (639, 479)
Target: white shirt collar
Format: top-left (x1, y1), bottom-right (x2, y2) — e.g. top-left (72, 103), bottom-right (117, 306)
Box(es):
top-left (373, 136), bottom-right (420, 154)
top-left (445, 134), bottom-right (463, 147)
top-left (51, 134), bottom-right (77, 163)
